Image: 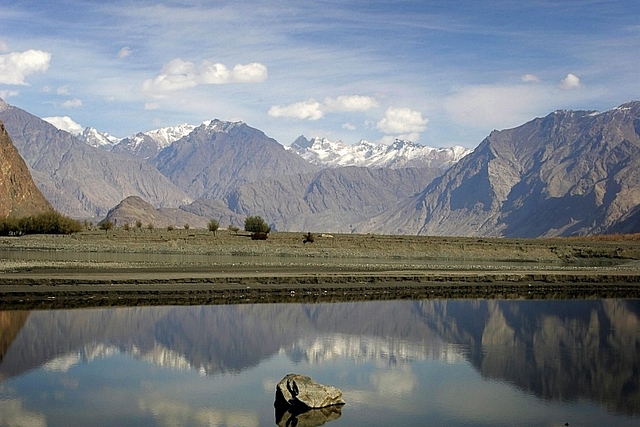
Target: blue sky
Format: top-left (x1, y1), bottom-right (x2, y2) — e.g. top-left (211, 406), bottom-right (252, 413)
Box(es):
top-left (1, 0), bottom-right (639, 148)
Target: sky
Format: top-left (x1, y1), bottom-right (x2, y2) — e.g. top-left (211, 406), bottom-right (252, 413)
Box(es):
top-left (1, 0), bottom-right (640, 148)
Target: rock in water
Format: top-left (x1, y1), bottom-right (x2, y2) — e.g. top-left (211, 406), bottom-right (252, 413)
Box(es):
top-left (275, 374), bottom-right (345, 409)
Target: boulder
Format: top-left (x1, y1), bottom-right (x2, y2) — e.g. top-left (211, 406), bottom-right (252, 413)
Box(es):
top-left (275, 374), bottom-right (345, 409)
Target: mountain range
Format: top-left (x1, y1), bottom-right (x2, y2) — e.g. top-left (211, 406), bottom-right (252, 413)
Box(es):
top-left (2, 96), bottom-right (640, 237)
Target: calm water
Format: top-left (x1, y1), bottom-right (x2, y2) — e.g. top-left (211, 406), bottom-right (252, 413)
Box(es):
top-left (1, 299), bottom-right (639, 426)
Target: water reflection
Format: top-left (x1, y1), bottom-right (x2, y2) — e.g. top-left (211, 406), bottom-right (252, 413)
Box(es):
top-left (1, 300), bottom-right (639, 426)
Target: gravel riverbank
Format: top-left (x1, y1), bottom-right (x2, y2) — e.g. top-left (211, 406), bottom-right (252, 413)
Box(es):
top-left (1, 230), bottom-right (639, 308)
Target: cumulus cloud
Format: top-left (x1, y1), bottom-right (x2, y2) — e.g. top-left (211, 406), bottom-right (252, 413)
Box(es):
top-left (0, 89), bottom-right (19, 99)
top-left (268, 99), bottom-right (324, 120)
top-left (42, 116), bottom-right (84, 134)
top-left (521, 74), bottom-right (540, 83)
top-left (376, 106), bottom-right (428, 135)
top-left (559, 73), bottom-right (581, 90)
top-left (268, 95), bottom-right (378, 120)
top-left (0, 49), bottom-right (51, 85)
top-left (324, 95), bottom-right (379, 112)
top-left (61, 98), bottom-right (82, 108)
top-left (118, 46), bottom-right (132, 59)
top-left (143, 59), bottom-right (268, 95)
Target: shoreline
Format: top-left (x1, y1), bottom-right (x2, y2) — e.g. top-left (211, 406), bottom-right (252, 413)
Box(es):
top-left (2, 230), bottom-right (640, 309)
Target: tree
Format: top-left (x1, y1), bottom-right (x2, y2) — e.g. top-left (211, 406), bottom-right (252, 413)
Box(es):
top-left (244, 215), bottom-right (270, 234)
top-left (99, 220), bottom-right (113, 233)
top-left (208, 219), bottom-right (220, 235)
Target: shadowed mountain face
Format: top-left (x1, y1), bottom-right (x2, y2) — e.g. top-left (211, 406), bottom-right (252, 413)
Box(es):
top-left (0, 120), bottom-right (53, 217)
top-left (358, 102), bottom-right (640, 237)
top-left (0, 99), bottom-right (191, 219)
top-left (1, 300), bottom-right (639, 415)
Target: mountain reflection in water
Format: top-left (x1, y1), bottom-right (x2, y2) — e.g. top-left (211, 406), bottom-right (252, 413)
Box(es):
top-left (1, 299), bottom-right (639, 426)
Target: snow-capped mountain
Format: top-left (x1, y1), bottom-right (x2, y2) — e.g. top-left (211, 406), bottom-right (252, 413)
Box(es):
top-left (289, 136), bottom-right (472, 170)
top-left (81, 127), bottom-right (122, 149)
top-left (110, 123), bottom-right (197, 160)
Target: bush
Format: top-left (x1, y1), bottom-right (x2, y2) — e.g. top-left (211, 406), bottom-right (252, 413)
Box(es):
top-left (244, 216), bottom-right (270, 234)
top-left (136, 220), bottom-right (143, 228)
top-left (167, 225), bottom-right (174, 231)
top-left (183, 223), bottom-right (190, 230)
top-left (208, 219), bottom-right (220, 234)
top-left (99, 220), bottom-right (113, 233)
top-left (228, 225), bottom-right (240, 234)
top-left (0, 211), bottom-right (82, 236)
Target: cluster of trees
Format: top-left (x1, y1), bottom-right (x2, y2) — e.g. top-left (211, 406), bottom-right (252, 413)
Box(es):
top-left (0, 211), bottom-right (83, 236)
top-left (0, 211), bottom-right (272, 238)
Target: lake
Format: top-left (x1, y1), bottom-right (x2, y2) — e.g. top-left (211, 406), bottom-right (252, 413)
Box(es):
top-left (1, 299), bottom-right (639, 426)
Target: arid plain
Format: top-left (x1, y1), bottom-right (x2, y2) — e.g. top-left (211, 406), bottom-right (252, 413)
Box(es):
top-left (1, 229), bottom-right (640, 309)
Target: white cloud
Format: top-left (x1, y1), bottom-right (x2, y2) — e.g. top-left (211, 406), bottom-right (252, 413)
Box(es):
top-left (0, 49), bottom-right (51, 85)
top-left (269, 95), bottom-right (378, 121)
top-left (57, 85), bottom-right (70, 95)
top-left (0, 89), bottom-right (19, 99)
top-left (143, 59), bottom-right (268, 95)
top-left (342, 122), bottom-right (356, 130)
top-left (42, 116), bottom-right (84, 134)
top-left (324, 95), bottom-right (379, 112)
top-left (268, 99), bottom-right (324, 120)
top-left (61, 98), bottom-right (82, 108)
top-left (376, 106), bottom-right (428, 135)
top-left (559, 73), bottom-right (581, 90)
top-left (118, 46), bottom-right (132, 59)
top-left (521, 74), bottom-right (540, 83)
top-left (144, 102), bottom-right (161, 110)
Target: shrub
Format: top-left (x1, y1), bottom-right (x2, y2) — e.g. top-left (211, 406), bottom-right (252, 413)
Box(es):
top-left (167, 225), bottom-right (174, 231)
top-left (208, 219), bottom-right (220, 235)
top-left (99, 220), bottom-right (114, 233)
top-left (183, 223), bottom-right (190, 230)
top-left (123, 223), bottom-right (131, 231)
top-left (244, 216), bottom-right (270, 234)
top-left (0, 211), bottom-right (82, 235)
top-left (136, 220), bottom-right (143, 228)
top-left (147, 223), bottom-right (154, 230)
top-left (228, 225), bottom-right (240, 234)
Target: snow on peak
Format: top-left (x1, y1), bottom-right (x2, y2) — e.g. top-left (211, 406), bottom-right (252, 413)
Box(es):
top-left (142, 123), bottom-right (196, 148)
top-left (289, 136), bottom-right (472, 170)
top-left (201, 119), bottom-right (244, 133)
top-left (81, 127), bottom-right (122, 148)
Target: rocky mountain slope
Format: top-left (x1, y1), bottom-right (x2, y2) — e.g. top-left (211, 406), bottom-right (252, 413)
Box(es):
top-left (227, 166), bottom-right (440, 231)
top-left (358, 102), bottom-right (640, 237)
top-left (0, 99), bottom-right (191, 219)
top-left (101, 196), bottom-right (210, 229)
top-left (152, 120), bottom-right (318, 200)
top-left (0, 120), bottom-right (53, 217)
top-left (289, 136), bottom-right (471, 169)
